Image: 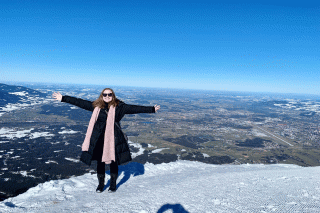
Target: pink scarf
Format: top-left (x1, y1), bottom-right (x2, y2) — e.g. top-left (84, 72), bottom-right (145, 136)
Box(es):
top-left (82, 106), bottom-right (116, 164)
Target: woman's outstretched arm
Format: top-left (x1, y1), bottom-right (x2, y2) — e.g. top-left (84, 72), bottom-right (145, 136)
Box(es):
top-left (52, 92), bottom-right (94, 112)
top-left (122, 103), bottom-right (160, 114)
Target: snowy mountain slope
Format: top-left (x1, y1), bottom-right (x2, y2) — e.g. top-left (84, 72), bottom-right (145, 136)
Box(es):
top-left (1, 161), bottom-right (320, 213)
top-left (0, 83), bottom-right (48, 116)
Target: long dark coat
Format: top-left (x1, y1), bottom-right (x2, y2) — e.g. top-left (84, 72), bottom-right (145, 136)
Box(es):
top-left (61, 95), bottom-right (155, 166)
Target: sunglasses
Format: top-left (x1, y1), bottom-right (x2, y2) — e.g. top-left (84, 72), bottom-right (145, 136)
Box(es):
top-left (102, 93), bottom-right (113, 97)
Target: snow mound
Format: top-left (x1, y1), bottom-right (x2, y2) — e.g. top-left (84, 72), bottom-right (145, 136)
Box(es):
top-left (1, 161), bottom-right (320, 212)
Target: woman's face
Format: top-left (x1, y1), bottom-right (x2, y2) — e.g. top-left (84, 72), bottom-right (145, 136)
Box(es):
top-left (102, 89), bottom-right (113, 103)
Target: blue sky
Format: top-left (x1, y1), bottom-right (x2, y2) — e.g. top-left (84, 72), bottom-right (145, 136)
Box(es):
top-left (1, 0), bottom-right (319, 94)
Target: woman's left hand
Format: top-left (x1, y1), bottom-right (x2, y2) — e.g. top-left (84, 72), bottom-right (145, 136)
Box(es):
top-left (154, 104), bottom-right (161, 112)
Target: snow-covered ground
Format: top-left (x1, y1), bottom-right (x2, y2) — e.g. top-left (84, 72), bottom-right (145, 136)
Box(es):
top-left (0, 91), bottom-right (50, 117)
top-left (1, 161), bottom-right (320, 213)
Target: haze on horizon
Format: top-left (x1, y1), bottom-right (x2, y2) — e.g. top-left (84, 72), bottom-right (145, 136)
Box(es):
top-left (1, 0), bottom-right (319, 95)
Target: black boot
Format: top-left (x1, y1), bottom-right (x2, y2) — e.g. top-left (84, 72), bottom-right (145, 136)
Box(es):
top-left (96, 173), bottom-right (105, 193)
top-left (108, 173), bottom-right (118, 192)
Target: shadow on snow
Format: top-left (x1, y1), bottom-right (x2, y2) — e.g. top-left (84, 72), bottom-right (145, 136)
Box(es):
top-left (157, 203), bottom-right (189, 213)
top-left (103, 162), bottom-right (190, 213)
top-left (104, 162), bottom-right (145, 190)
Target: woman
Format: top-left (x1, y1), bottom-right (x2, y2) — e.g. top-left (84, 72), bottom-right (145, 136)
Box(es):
top-left (52, 88), bottom-right (160, 193)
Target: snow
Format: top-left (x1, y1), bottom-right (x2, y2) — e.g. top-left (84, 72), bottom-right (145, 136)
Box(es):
top-left (128, 140), bottom-right (145, 158)
top-left (0, 128), bottom-right (55, 139)
top-left (0, 93), bottom-right (49, 117)
top-left (45, 160), bottom-right (58, 164)
top-left (20, 171), bottom-right (27, 177)
top-left (19, 171), bottom-right (36, 178)
top-left (274, 101), bottom-right (320, 114)
top-left (58, 130), bottom-right (78, 134)
top-left (8, 91), bottom-right (28, 96)
top-left (152, 148), bottom-right (170, 153)
top-left (65, 158), bottom-right (80, 163)
top-left (1, 104), bottom-right (20, 112)
top-left (1, 161), bottom-right (320, 212)
top-left (202, 153), bottom-right (210, 158)
top-left (30, 132), bottom-right (55, 139)
top-left (0, 128), bottom-right (34, 139)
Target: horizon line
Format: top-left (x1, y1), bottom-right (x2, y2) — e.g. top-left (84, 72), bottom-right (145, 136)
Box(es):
top-left (1, 80), bottom-right (320, 98)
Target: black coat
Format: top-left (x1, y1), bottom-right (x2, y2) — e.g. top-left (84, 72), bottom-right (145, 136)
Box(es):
top-left (61, 95), bottom-right (155, 166)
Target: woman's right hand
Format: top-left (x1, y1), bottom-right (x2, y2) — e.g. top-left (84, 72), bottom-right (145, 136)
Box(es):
top-left (52, 92), bottom-right (62, 101)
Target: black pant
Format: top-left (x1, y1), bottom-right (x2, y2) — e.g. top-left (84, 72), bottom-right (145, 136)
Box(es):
top-left (97, 160), bottom-right (118, 175)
